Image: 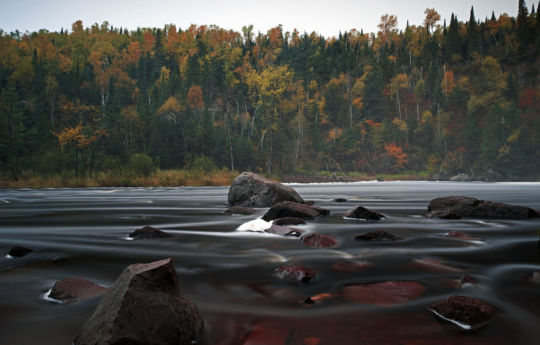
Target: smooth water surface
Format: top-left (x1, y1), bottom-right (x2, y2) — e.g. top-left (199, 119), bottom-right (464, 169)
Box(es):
top-left (1, 181), bottom-right (539, 344)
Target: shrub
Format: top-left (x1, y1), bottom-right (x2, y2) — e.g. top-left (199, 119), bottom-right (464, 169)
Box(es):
top-left (129, 153), bottom-right (154, 177)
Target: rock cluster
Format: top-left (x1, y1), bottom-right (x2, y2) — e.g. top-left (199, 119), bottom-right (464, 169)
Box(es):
top-left (425, 196), bottom-right (538, 219)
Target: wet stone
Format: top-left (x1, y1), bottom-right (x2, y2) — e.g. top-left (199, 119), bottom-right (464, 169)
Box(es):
top-left (344, 206), bottom-right (384, 220)
top-left (262, 201), bottom-right (329, 221)
top-left (334, 198), bottom-right (347, 202)
top-left (272, 217), bottom-right (306, 226)
top-left (274, 265), bottom-right (316, 283)
top-left (49, 277), bottom-right (107, 304)
top-left (300, 233), bottom-right (338, 248)
top-left (265, 224), bottom-right (303, 237)
top-left (355, 230), bottom-right (399, 241)
top-left (129, 225), bottom-right (172, 239)
top-left (428, 295), bottom-right (497, 330)
top-left (8, 245), bottom-right (33, 258)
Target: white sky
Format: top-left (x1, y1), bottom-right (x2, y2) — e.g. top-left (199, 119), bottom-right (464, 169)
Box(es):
top-left (0, 0), bottom-right (526, 37)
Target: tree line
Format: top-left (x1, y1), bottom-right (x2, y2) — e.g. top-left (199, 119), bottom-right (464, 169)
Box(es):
top-left (0, 0), bottom-right (538, 181)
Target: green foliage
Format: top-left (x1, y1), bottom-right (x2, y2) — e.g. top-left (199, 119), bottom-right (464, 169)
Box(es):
top-left (129, 153), bottom-right (154, 177)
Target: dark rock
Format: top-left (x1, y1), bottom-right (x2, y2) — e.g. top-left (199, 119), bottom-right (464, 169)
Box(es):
top-left (304, 200), bottom-right (315, 205)
top-left (300, 233), bottom-right (338, 248)
top-left (425, 196), bottom-right (538, 219)
top-left (224, 206), bottom-right (256, 215)
top-left (334, 198), bottom-right (347, 202)
top-left (343, 281), bottom-right (426, 306)
top-left (344, 206), bottom-right (384, 220)
top-left (74, 258), bottom-right (203, 345)
top-left (8, 245), bottom-right (33, 257)
top-left (274, 265), bottom-right (316, 283)
top-left (301, 293), bottom-right (334, 305)
top-left (355, 230), bottom-right (399, 241)
top-left (428, 295), bottom-right (496, 330)
top-left (228, 172), bottom-right (304, 207)
top-left (264, 224), bottom-right (303, 237)
top-left (262, 201), bottom-right (329, 221)
top-left (129, 225), bottom-right (172, 239)
top-left (49, 277), bottom-right (107, 304)
top-left (450, 173), bottom-right (471, 181)
top-left (460, 274), bottom-right (478, 285)
top-left (273, 217), bottom-right (306, 226)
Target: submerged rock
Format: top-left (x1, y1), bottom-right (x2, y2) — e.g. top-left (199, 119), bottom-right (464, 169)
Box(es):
top-left (225, 206), bottom-right (257, 215)
top-left (344, 206), bottom-right (384, 220)
top-left (272, 217), bottom-right (306, 226)
top-left (264, 224), bottom-right (303, 237)
top-left (274, 265), bottom-right (316, 283)
top-left (7, 245), bottom-right (33, 258)
top-left (301, 233), bottom-right (338, 248)
top-left (334, 198), bottom-right (348, 202)
top-left (228, 172), bottom-right (304, 207)
top-left (129, 225), bottom-right (172, 239)
top-left (428, 295), bottom-right (496, 330)
top-left (354, 230), bottom-right (399, 241)
top-left (343, 281), bottom-right (426, 306)
top-left (49, 277), bottom-right (107, 304)
top-left (425, 196), bottom-right (538, 219)
top-left (262, 201), bottom-right (329, 221)
top-left (446, 230), bottom-right (480, 241)
top-left (74, 258), bottom-right (203, 345)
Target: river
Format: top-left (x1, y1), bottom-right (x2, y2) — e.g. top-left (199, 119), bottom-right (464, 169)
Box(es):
top-left (1, 181), bottom-right (539, 344)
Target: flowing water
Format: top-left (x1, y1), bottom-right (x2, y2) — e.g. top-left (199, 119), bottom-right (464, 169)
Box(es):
top-left (1, 181), bottom-right (540, 345)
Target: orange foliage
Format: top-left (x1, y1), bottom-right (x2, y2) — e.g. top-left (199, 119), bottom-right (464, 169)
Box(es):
top-left (384, 142), bottom-right (408, 168)
top-left (187, 85), bottom-right (205, 110)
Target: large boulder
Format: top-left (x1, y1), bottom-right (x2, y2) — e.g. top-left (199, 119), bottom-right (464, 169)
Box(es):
top-left (48, 277), bottom-right (107, 304)
top-left (425, 196), bottom-right (538, 219)
top-left (74, 258), bottom-right (203, 345)
top-left (228, 172), bottom-right (304, 207)
top-left (449, 173), bottom-right (471, 181)
top-left (262, 201), bottom-right (329, 221)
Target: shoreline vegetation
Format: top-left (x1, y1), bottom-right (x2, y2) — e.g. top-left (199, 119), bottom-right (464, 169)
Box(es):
top-left (4, 168), bottom-right (537, 189)
top-left (0, 169), bottom-right (430, 189)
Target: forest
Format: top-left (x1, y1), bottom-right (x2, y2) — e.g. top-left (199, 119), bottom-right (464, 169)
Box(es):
top-left (0, 0), bottom-right (539, 185)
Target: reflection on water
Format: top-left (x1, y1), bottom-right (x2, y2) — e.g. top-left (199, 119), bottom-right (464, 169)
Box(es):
top-left (1, 182), bottom-right (540, 344)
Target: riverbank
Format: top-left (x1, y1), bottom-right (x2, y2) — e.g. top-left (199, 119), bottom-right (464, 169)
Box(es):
top-left (0, 170), bottom-right (431, 189)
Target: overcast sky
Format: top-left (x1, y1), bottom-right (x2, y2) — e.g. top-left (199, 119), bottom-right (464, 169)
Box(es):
top-left (0, 0), bottom-right (526, 37)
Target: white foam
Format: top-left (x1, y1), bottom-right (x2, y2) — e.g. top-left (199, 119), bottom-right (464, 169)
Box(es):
top-left (41, 289), bottom-right (65, 304)
top-left (5, 254), bottom-right (14, 259)
top-left (123, 236), bottom-right (135, 241)
top-left (428, 308), bottom-right (472, 330)
top-left (236, 218), bottom-right (273, 232)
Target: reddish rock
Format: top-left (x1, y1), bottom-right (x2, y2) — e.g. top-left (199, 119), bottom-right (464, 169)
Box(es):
top-left (425, 196), bottom-right (538, 219)
top-left (301, 293), bottom-right (334, 305)
top-left (48, 277), bottom-right (107, 304)
top-left (272, 217), bottom-right (306, 226)
top-left (74, 258), bottom-right (203, 345)
top-left (241, 319), bottom-right (291, 345)
top-left (355, 230), bottom-right (399, 241)
top-left (228, 172), bottom-right (304, 207)
top-left (265, 224), bottom-right (303, 237)
top-left (274, 265), bottom-right (316, 283)
top-left (428, 295), bottom-right (497, 330)
top-left (446, 231), bottom-right (480, 241)
top-left (262, 201), bottom-right (329, 221)
top-left (7, 245), bottom-right (32, 257)
top-left (344, 206), bottom-right (384, 220)
top-left (300, 233), bottom-right (338, 248)
top-left (225, 206), bottom-right (257, 215)
top-left (332, 260), bottom-right (373, 272)
top-left (343, 281), bottom-right (426, 306)
top-left (129, 225), bottom-right (172, 239)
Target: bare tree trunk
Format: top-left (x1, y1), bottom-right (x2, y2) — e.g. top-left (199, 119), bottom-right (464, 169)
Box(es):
top-left (226, 111), bottom-right (235, 171)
